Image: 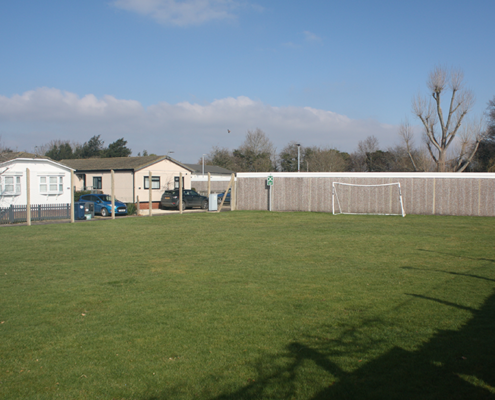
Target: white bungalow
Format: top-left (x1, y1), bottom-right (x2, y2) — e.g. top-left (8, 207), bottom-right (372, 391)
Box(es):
top-left (0, 152), bottom-right (74, 208)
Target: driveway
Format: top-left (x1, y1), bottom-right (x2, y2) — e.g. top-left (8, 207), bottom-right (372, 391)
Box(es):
top-left (138, 206), bottom-right (231, 216)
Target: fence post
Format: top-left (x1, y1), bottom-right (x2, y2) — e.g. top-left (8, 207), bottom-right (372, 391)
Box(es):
top-left (71, 170), bottom-right (75, 223)
top-left (26, 168), bottom-right (31, 226)
top-left (217, 174), bottom-right (234, 212)
top-left (9, 204), bottom-right (14, 223)
top-left (111, 170), bottom-right (115, 220)
top-left (207, 172), bottom-right (211, 197)
top-left (232, 175), bottom-right (236, 211)
top-left (38, 204), bottom-right (41, 221)
top-left (179, 172), bottom-right (183, 214)
top-left (432, 178), bottom-right (436, 215)
top-left (149, 171), bottom-right (152, 217)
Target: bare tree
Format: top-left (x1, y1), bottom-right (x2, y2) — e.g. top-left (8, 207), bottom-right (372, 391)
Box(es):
top-left (398, 118), bottom-right (420, 171)
top-left (350, 135), bottom-right (379, 171)
top-left (203, 146), bottom-right (236, 170)
top-left (472, 96), bottom-right (495, 171)
top-left (0, 136), bottom-right (12, 174)
top-left (305, 146), bottom-right (349, 172)
top-left (488, 96), bottom-right (495, 135)
top-left (203, 129), bottom-right (276, 172)
top-left (0, 135), bottom-right (14, 155)
top-left (34, 139), bottom-right (82, 159)
top-left (233, 128), bottom-right (275, 172)
top-left (411, 66), bottom-right (485, 172)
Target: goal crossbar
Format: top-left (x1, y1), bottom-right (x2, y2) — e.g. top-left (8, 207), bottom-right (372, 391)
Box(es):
top-left (332, 182), bottom-right (406, 217)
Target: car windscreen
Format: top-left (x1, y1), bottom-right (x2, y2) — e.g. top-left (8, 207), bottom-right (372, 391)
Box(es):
top-left (99, 195), bottom-right (112, 201)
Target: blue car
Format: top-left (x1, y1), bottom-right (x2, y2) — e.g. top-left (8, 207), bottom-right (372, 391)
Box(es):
top-left (217, 189), bottom-right (231, 204)
top-left (78, 194), bottom-right (128, 217)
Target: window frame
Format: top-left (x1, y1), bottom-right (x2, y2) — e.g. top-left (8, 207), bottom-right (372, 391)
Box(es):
top-left (144, 176), bottom-right (161, 190)
top-left (39, 175), bottom-right (64, 195)
top-left (93, 176), bottom-right (102, 190)
top-left (0, 174), bottom-right (22, 196)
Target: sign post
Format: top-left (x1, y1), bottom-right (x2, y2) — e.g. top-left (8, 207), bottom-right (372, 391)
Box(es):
top-left (267, 175), bottom-right (274, 211)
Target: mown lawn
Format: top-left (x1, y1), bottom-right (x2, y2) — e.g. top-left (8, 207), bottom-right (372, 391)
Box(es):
top-left (1, 211), bottom-right (494, 399)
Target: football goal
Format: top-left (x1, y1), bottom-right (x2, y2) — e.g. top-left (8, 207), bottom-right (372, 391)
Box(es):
top-left (332, 182), bottom-right (406, 217)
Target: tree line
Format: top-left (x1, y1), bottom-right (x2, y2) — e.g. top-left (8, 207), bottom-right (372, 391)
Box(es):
top-left (201, 129), bottom-right (416, 173)
top-left (204, 68), bottom-right (494, 173)
top-left (203, 91), bottom-right (495, 172)
top-left (38, 135), bottom-right (133, 160)
top-left (1, 134), bottom-right (155, 161)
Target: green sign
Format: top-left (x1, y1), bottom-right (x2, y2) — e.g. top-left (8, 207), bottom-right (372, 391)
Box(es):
top-left (267, 175), bottom-right (274, 186)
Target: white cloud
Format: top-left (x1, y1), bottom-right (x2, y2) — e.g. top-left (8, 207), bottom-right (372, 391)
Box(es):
top-left (0, 87), bottom-right (400, 161)
top-left (0, 88), bottom-right (143, 121)
top-left (283, 31), bottom-right (322, 49)
top-left (112, 0), bottom-right (241, 26)
top-left (303, 30), bottom-right (322, 43)
top-left (282, 42), bottom-right (300, 49)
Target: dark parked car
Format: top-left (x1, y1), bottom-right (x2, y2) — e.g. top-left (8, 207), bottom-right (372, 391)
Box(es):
top-left (217, 189), bottom-right (231, 204)
top-left (78, 194), bottom-right (128, 217)
top-left (160, 190), bottom-right (208, 210)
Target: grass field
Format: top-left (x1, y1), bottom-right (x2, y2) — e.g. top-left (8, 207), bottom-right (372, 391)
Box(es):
top-left (1, 211), bottom-right (494, 399)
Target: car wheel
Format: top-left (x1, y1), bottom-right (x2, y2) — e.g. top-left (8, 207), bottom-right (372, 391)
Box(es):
top-left (202, 200), bottom-right (208, 210)
top-left (178, 201), bottom-right (186, 210)
top-left (101, 208), bottom-right (109, 217)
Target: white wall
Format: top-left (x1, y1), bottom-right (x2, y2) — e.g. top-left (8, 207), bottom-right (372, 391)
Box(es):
top-left (0, 159), bottom-right (73, 207)
top-left (136, 161), bottom-right (192, 203)
top-left (75, 170), bottom-right (134, 202)
top-left (191, 174), bottom-right (234, 194)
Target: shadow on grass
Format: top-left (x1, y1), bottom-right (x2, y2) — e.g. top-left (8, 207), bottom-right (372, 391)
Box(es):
top-left (401, 266), bottom-right (495, 283)
top-left (416, 248), bottom-right (495, 264)
top-left (145, 290), bottom-right (495, 400)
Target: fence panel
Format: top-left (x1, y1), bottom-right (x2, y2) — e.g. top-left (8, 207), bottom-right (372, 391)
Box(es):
top-left (235, 173), bottom-right (495, 217)
top-left (0, 204), bottom-right (71, 224)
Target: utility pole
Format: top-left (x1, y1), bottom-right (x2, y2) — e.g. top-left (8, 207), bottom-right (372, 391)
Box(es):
top-left (297, 144), bottom-right (301, 172)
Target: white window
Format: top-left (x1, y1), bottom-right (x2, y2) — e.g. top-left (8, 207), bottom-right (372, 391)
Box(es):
top-left (40, 176), bottom-right (64, 194)
top-left (144, 176), bottom-right (160, 189)
top-left (0, 175), bottom-right (21, 195)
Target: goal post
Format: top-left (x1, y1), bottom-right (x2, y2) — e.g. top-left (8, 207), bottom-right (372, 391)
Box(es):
top-left (332, 182), bottom-right (406, 217)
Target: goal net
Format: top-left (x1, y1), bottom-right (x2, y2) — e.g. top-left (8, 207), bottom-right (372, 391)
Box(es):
top-left (332, 182), bottom-right (406, 217)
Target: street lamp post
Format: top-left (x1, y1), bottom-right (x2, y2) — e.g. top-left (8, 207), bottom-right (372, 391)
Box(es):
top-left (202, 154), bottom-right (206, 177)
top-left (297, 144), bottom-right (301, 172)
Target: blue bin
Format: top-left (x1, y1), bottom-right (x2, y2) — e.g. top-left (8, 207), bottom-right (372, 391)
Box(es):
top-left (74, 202), bottom-right (86, 220)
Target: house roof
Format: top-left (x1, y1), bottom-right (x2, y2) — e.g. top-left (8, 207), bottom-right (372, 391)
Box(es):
top-left (0, 152), bottom-right (74, 171)
top-left (185, 164), bottom-right (234, 175)
top-left (60, 155), bottom-right (194, 172)
top-left (0, 151), bottom-right (49, 163)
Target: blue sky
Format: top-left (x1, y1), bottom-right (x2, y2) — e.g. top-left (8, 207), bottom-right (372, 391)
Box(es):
top-left (1, 0), bottom-right (494, 162)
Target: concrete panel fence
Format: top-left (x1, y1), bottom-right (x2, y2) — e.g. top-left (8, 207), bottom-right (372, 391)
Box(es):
top-left (236, 172), bottom-right (495, 217)
top-left (191, 175), bottom-right (232, 196)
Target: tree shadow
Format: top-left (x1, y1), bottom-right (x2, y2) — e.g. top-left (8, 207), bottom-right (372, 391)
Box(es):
top-left (401, 266), bottom-right (495, 283)
top-left (416, 248), bottom-right (495, 264)
top-left (210, 291), bottom-right (495, 399)
top-left (143, 289), bottom-right (495, 400)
